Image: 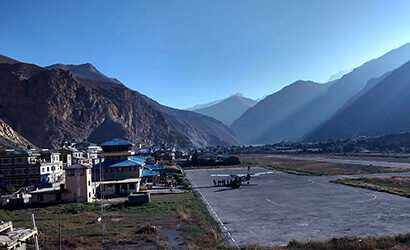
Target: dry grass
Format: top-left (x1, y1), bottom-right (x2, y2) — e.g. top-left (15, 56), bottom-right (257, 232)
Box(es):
top-left (0, 191), bottom-right (229, 249)
top-left (286, 233), bottom-right (410, 250)
top-left (240, 155), bottom-right (410, 176)
top-left (300, 153), bottom-right (410, 163)
top-left (334, 176), bottom-right (410, 197)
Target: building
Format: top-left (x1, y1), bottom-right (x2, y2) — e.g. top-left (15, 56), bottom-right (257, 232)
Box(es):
top-left (93, 139), bottom-right (143, 197)
top-left (30, 163), bottom-right (95, 204)
top-left (38, 151), bottom-right (64, 184)
top-left (0, 150), bottom-right (40, 188)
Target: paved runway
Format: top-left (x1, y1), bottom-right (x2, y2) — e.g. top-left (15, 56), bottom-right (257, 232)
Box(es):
top-left (186, 167), bottom-right (410, 247)
top-left (263, 154), bottom-right (410, 168)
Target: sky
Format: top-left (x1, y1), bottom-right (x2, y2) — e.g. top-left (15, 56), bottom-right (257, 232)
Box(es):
top-left (1, 0), bottom-right (410, 109)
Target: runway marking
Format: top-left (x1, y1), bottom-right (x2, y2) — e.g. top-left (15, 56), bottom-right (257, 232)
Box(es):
top-left (266, 193), bottom-right (377, 207)
top-left (186, 172), bottom-right (239, 248)
top-left (266, 198), bottom-right (280, 206)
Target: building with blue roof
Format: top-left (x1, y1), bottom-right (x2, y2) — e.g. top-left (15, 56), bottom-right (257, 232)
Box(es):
top-left (141, 169), bottom-right (160, 177)
top-left (92, 138), bottom-right (144, 197)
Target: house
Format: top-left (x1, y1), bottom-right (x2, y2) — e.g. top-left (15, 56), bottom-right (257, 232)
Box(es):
top-left (0, 150), bottom-right (41, 188)
top-left (30, 163), bottom-right (95, 204)
top-left (92, 139), bottom-right (143, 197)
top-left (38, 150), bottom-right (64, 184)
top-left (0, 149), bottom-right (63, 188)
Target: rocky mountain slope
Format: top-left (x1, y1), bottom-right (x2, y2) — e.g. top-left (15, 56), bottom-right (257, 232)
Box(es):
top-left (247, 43), bottom-right (410, 144)
top-left (0, 60), bottom-right (192, 148)
top-left (230, 80), bottom-right (330, 144)
top-left (306, 60), bottom-right (410, 141)
top-left (0, 118), bottom-right (34, 150)
top-left (134, 93), bottom-right (240, 147)
top-left (38, 62), bottom-right (238, 148)
top-left (192, 93), bottom-right (257, 126)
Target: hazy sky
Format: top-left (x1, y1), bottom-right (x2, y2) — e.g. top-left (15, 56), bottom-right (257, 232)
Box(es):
top-left (1, 0), bottom-right (410, 109)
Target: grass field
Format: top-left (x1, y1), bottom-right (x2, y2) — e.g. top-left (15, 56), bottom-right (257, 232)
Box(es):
top-left (0, 192), bottom-right (229, 249)
top-left (333, 176), bottom-right (410, 198)
top-left (239, 155), bottom-right (410, 176)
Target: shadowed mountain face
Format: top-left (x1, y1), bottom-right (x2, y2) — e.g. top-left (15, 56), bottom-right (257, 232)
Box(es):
top-left (306, 60), bottom-right (410, 141)
top-left (46, 63), bottom-right (122, 85)
top-left (243, 43), bottom-right (410, 144)
top-left (46, 62), bottom-right (240, 147)
top-left (192, 94), bottom-right (257, 126)
top-left (135, 92), bottom-right (240, 147)
top-left (0, 60), bottom-right (191, 148)
top-left (230, 80), bottom-right (330, 144)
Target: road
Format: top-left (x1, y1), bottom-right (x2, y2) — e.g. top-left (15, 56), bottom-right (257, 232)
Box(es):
top-left (263, 154), bottom-right (410, 168)
top-left (186, 167), bottom-right (410, 247)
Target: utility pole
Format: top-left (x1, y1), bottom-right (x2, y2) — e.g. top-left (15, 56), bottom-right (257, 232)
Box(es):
top-left (59, 221), bottom-right (62, 250)
top-left (99, 164), bottom-right (106, 237)
top-left (31, 214), bottom-right (39, 250)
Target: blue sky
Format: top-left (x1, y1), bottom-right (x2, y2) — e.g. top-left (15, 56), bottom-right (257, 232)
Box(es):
top-left (1, 0), bottom-right (410, 109)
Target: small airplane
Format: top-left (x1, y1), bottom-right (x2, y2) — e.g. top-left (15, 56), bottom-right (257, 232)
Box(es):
top-left (210, 166), bottom-right (274, 188)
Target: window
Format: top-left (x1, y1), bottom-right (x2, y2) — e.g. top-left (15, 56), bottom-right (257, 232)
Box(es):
top-left (129, 183), bottom-right (135, 190)
top-left (38, 194), bottom-right (43, 202)
top-left (88, 180), bottom-right (91, 186)
top-left (52, 166), bottom-right (55, 171)
top-left (67, 170), bottom-right (75, 177)
top-left (89, 192), bottom-right (91, 197)
top-left (47, 167), bottom-right (50, 172)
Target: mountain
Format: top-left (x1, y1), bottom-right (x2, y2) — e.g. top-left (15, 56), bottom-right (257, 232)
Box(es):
top-left (46, 63), bottom-right (122, 85)
top-left (0, 59), bottom-right (191, 148)
top-left (46, 63), bottom-right (240, 147)
top-left (249, 43), bottom-right (410, 144)
top-left (0, 55), bottom-right (20, 64)
top-left (325, 68), bottom-right (353, 82)
top-left (192, 93), bottom-right (257, 126)
top-left (230, 81), bottom-right (330, 144)
top-left (0, 118), bottom-right (34, 150)
top-left (306, 60), bottom-right (410, 141)
top-left (135, 93), bottom-right (240, 147)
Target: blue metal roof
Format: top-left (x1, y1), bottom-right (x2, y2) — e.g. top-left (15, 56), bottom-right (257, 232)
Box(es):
top-left (141, 169), bottom-right (160, 177)
top-left (99, 138), bottom-right (133, 146)
top-left (94, 158), bottom-right (144, 168)
top-left (145, 164), bottom-right (164, 170)
top-left (130, 156), bottom-right (146, 163)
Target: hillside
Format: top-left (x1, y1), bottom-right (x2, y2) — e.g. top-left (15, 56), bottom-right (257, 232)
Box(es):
top-left (0, 59), bottom-right (191, 148)
top-left (230, 80), bottom-right (330, 144)
top-left (0, 118), bottom-right (34, 150)
top-left (45, 63), bottom-right (240, 148)
top-left (306, 60), bottom-right (410, 141)
top-left (136, 93), bottom-right (240, 147)
top-left (252, 43), bottom-right (410, 144)
top-left (192, 94), bottom-right (257, 126)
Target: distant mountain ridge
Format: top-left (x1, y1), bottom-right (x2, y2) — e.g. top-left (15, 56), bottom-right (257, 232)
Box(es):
top-left (46, 63), bottom-right (123, 85)
top-left (306, 59), bottom-right (410, 141)
top-left (192, 93), bottom-right (257, 126)
top-left (231, 43), bottom-right (410, 145)
top-left (230, 80), bottom-right (331, 144)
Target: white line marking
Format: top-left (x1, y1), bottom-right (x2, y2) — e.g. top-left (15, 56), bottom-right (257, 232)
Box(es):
top-left (186, 172), bottom-right (239, 248)
top-left (266, 198), bottom-right (280, 206)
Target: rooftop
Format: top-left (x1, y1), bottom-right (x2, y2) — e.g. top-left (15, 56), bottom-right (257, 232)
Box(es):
top-left (141, 169), bottom-right (160, 177)
top-left (94, 158), bottom-right (145, 168)
top-left (99, 138), bottom-right (133, 146)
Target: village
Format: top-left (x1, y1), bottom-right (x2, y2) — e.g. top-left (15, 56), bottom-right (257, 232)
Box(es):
top-left (0, 138), bottom-right (241, 249)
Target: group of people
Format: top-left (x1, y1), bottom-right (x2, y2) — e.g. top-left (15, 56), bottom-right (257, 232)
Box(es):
top-left (213, 177), bottom-right (242, 188)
